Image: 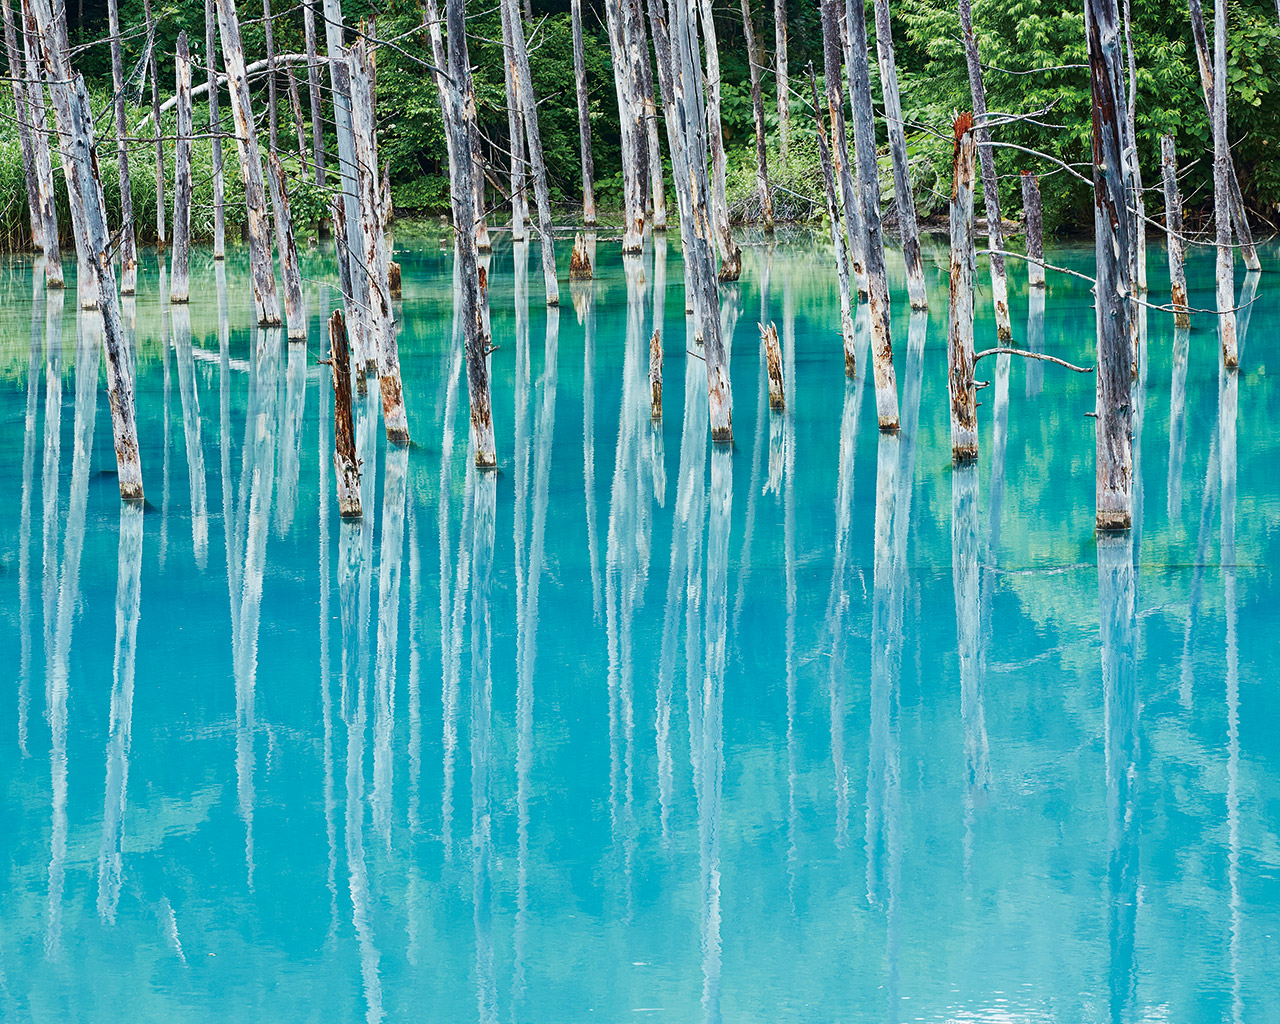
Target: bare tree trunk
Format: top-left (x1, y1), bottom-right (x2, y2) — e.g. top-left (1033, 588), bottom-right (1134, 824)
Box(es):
top-left (948, 115), bottom-right (978, 463)
top-left (603, 0), bottom-right (646, 252)
top-left (263, 0), bottom-right (278, 153)
top-left (328, 310), bottom-right (362, 518)
top-left (697, 0), bottom-right (739, 279)
top-left (502, 0), bottom-right (560, 305)
top-left (649, 329), bottom-right (662, 418)
top-left (19, 1), bottom-right (61, 283)
top-left (206, 0), bottom-right (226, 257)
top-left (170, 31), bottom-right (193, 303)
top-left (647, 0), bottom-right (696, 307)
top-left (143, 0), bottom-right (165, 245)
top-left (819, 0), bottom-right (865, 291)
top-left (1188, 0), bottom-right (1259, 272)
top-left (499, 0), bottom-right (529, 241)
top-left (774, 0), bottom-right (788, 160)
top-left (957, 0), bottom-right (1012, 343)
top-left (285, 63), bottom-right (310, 175)
top-left (872, 0), bottom-right (925, 308)
top-left (761, 322), bottom-right (784, 409)
top-left (807, 65), bottom-right (856, 375)
top-left (304, 0), bottom-right (325, 184)
top-left (571, 0), bottom-right (596, 224)
top-left (442, 0), bottom-right (497, 466)
top-left (1086, 0), bottom-right (1134, 531)
top-left (846, 0), bottom-right (898, 430)
top-left (216, 0), bottom-right (282, 325)
top-left (266, 154), bottom-right (307, 339)
top-left (570, 232), bottom-right (593, 279)
top-left (1120, 0), bottom-right (1146, 292)
top-left (349, 38), bottom-right (411, 439)
top-left (22, 14), bottom-right (143, 499)
top-left (667, 0), bottom-right (733, 439)
top-left (1021, 170), bottom-right (1045, 286)
top-left (639, 14), bottom-right (667, 232)
top-left (1211, 0), bottom-right (1237, 368)
top-left (739, 0), bottom-right (773, 232)
top-left (1159, 135), bottom-right (1189, 327)
top-left (2, 0), bottom-right (43, 252)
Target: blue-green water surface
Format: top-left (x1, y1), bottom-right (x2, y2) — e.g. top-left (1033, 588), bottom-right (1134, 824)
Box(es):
top-left (1, 230), bottom-right (1278, 1022)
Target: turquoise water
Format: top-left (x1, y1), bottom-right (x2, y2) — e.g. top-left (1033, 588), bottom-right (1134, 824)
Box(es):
top-left (1, 229), bottom-right (1278, 1023)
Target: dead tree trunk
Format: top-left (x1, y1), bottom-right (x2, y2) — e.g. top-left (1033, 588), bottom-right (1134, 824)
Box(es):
top-left (19, 0), bottom-right (61, 284)
top-left (1086, 0), bottom-right (1134, 531)
top-left (739, 0), bottom-right (773, 232)
top-left (603, 0), bottom-right (646, 252)
top-left (808, 65), bottom-right (856, 375)
top-left (1188, 0), bottom-right (1259, 272)
top-left (1159, 135), bottom-right (1189, 327)
top-left (501, 0), bottom-right (560, 306)
top-left (27, 50), bottom-right (144, 499)
top-left (958, 0), bottom-right (1013, 343)
top-left (697, 0), bottom-right (740, 279)
top-left (668, 0), bottom-right (733, 439)
top-left (102, 0), bottom-right (137, 291)
top-left (304, 0), bottom-right (325, 183)
top-left (328, 310), bottom-right (362, 518)
top-left (263, 0), bottom-right (278, 153)
top-left (349, 39), bottom-right (411, 439)
top-left (1120, 0), bottom-right (1146, 292)
top-left (761, 322), bottom-right (784, 409)
top-left (205, 0), bottom-right (226, 257)
top-left (143, 0), bottom-right (165, 245)
top-left (948, 115), bottom-right (978, 463)
top-left (638, 12), bottom-right (667, 233)
top-left (285, 63), bottom-right (310, 175)
top-left (2, 0), bottom-right (42, 252)
top-left (872, 0), bottom-right (926, 309)
top-left (170, 32), bottom-right (193, 303)
top-left (647, 0), bottom-right (696, 305)
top-left (819, 0), bottom-right (865, 290)
top-left (1212, 0), bottom-right (1237, 368)
top-left (1021, 170), bottom-right (1045, 286)
top-left (266, 154), bottom-right (307, 340)
top-left (650, 329), bottom-right (662, 419)
top-left (774, 0), bottom-right (788, 160)
top-left (571, 0), bottom-right (596, 224)
top-left (215, 0), bottom-right (282, 325)
top-left (499, 0), bottom-right (529, 241)
top-left (570, 232), bottom-right (593, 279)
top-left (442, 0), bottom-right (497, 466)
top-left (846, 0), bottom-right (899, 431)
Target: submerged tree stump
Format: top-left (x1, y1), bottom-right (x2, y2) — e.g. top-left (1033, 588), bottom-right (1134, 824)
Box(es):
top-left (948, 115), bottom-right (979, 464)
top-left (649, 329), bottom-right (662, 420)
top-left (570, 233), bottom-right (593, 280)
top-left (761, 322), bottom-right (785, 411)
top-left (1159, 135), bottom-right (1190, 328)
top-left (1021, 171), bottom-right (1046, 288)
top-left (328, 310), bottom-right (362, 518)
top-left (389, 261), bottom-right (402, 299)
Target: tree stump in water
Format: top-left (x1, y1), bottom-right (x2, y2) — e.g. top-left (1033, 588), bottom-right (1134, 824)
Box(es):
top-left (1021, 170), bottom-right (1046, 288)
top-left (389, 261), bottom-right (402, 299)
top-left (570, 233), bottom-right (593, 280)
top-left (649, 330), bottom-right (662, 420)
top-left (761, 322), bottom-right (785, 411)
top-left (328, 310), bottom-right (362, 518)
top-left (947, 114), bottom-right (978, 464)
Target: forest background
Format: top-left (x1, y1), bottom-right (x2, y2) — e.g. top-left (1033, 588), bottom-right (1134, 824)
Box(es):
top-left (3, 0), bottom-right (1280, 250)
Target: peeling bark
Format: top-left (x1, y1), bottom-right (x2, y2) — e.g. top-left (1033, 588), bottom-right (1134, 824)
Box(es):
top-left (570, 232), bottom-right (593, 280)
top-left (948, 116), bottom-right (978, 463)
top-left (18, 0), bottom-right (62, 285)
top-left (266, 153), bottom-right (307, 340)
top-left (650, 329), bottom-right (663, 419)
top-left (1159, 135), bottom-right (1189, 327)
top-left (170, 32), bottom-right (193, 303)
top-left (329, 310), bottom-right (362, 518)
top-left (761, 322), bottom-right (784, 410)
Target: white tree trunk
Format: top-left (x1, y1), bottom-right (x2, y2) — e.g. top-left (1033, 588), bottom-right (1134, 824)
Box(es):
top-left (808, 66), bottom-right (856, 375)
top-left (948, 117), bottom-right (978, 462)
top-left (17, 0), bottom-right (62, 286)
top-left (105, 0), bottom-right (137, 292)
top-left (265, 153), bottom-right (307, 340)
top-left (1159, 135), bottom-right (1189, 327)
top-left (571, 0), bottom-right (596, 224)
top-left (170, 31), bottom-right (193, 303)
top-left (1212, 0), bottom-right (1237, 368)
top-left (205, 0), bottom-right (226, 257)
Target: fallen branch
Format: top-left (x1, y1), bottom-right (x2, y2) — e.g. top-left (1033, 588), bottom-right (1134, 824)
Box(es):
top-left (974, 347), bottom-right (1093, 373)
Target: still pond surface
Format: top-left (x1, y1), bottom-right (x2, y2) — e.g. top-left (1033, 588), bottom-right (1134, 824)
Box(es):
top-left (1, 230), bottom-right (1278, 1023)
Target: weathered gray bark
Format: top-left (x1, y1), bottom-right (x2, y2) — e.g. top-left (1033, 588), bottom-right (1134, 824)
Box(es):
top-left (499, 0), bottom-right (529, 241)
top-left (266, 154), bottom-right (307, 340)
top-left (1212, 0), bottom-right (1237, 368)
top-left (442, 0), bottom-right (497, 466)
top-left (170, 32), bottom-right (193, 303)
top-left (948, 115), bottom-right (978, 463)
top-left (18, 0), bottom-right (61, 284)
top-left (105, 0), bottom-right (142, 291)
top-left (263, 0), bottom-right (278, 153)
top-left (2, 0), bottom-right (42, 252)
top-left (846, 0), bottom-right (899, 431)
top-left (349, 39), bottom-right (411, 439)
top-left (1188, 0), bottom-right (1260, 272)
top-left (697, 0), bottom-right (740, 279)
top-left (639, 20), bottom-right (667, 233)
top-left (807, 65), bottom-right (856, 375)
top-left (739, 0), bottom-right (773, 232)
top-left (668, 0), bottom-right (733, 439)
top-left (1159, 135), bottom-right (1189, 327)
top-left (143, 0), bottom-right (165, 244)
top-left (761, 322), bottom-right (784, 409)
top-left (1120, 0), bottom-right (1146, 292)
top-left (646, 0), bottom-right (695, 306)
top-left (571, 0), bottom-right (596, 224)
top-left (570, 232), bottom-right (593, 279)
top-left (328, 310), bottom-right (362, 518)
top-left (774, 0), bottom-right (788, 159)
top-left (285, 63), bottom-right (310, 175)
top-left (603, 0), bottom-right (646, 251)
top-left (303, 0), bottom-right (325, 184)
top-left (957, 0), bottom-right (1012, 343)
top-left (205, 0), bottom-right (226, 257)
top-left (649, 330), bottom-right (662, 419)
top-left (872, 0), bottom-right (926, 308)
top-left (26, 46), bottom-right (144, 499)
top-left (819, 0), bottom-right (865, 289)
top-left (215, 0), bottom-right (282, 325)
top-left (1021, 170), bottom-right (1045, 286)
top-left (1087, 0), bottom-right (1134, 531)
